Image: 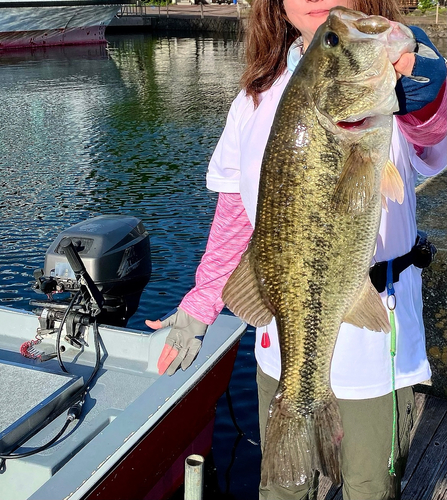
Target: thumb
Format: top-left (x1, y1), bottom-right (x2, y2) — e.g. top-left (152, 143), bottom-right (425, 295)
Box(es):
top-left (145, 319), bottom-right (163, 329)
top-left (393, 52), bottom-right (415, 78)
top-left (145, 308), bottom-right (178, 330)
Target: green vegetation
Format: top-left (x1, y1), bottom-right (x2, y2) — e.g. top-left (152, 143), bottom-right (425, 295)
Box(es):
top-left (404, 1), bottom-right (447, 15)
top-left (141, 0), bottom-right (171, 6)
top-left (418, 0), bottom-right (435, 12)
top-left (416, 0), bottom-right (447, 13)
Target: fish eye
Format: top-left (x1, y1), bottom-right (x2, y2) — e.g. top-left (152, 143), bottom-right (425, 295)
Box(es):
top-left (323, 31), bottom-right (339, 48)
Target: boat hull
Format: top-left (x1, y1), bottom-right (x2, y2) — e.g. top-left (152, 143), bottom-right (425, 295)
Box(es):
top-left (85, 343), bottom-right (240, 500)
top-left (0, 307), bottom-right (246, 500)
top-left (0, 5), bottom-right (121, 49)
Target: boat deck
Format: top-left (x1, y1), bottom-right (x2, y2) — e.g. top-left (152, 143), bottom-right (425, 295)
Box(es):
top-left (318, 392), bottom-right (447, 500)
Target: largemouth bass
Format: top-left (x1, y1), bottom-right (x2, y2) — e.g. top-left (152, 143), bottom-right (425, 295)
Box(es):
top-left (222, 6), bottom-right (415, 488)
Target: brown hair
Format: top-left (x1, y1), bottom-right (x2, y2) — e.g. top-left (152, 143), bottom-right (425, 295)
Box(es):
top-left (241, 0), bottom-right (404, 106)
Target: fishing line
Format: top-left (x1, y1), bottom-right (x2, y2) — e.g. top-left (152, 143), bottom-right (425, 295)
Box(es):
top-left (386, 260), bottom-right (398, 480)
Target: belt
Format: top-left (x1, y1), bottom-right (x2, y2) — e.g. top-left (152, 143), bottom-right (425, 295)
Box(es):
top-left (369, 252), bottom-right (415, 293)
top-left (369, 231), bottom-right (436, 293)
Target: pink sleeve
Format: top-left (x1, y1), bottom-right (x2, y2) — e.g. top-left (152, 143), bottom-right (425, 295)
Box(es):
top-left (396, 81), bottom-right (447, 154)
top-left (180, 192), bottom-right (253, 324)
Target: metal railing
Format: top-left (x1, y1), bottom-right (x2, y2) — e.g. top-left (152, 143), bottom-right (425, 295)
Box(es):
top-left (118, 2), bottom-right (246, 20)
top-left (118, 2), bottom-right (446, 24)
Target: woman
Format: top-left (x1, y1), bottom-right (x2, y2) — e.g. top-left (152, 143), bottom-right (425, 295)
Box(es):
top-left (147, 1), bottom-right (447, 498)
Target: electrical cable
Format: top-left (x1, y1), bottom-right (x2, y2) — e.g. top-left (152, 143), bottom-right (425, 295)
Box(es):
top-left (0, 410), bottom-right (74, 469)
top-left (79, 319), bottom-right (101, 403)
top-left (225, 387), bottom-right (244, 437)
top-left (0, 317), bottom-right (102, 468)
top-left (223, 386), bottom-right (245, 495)
top-left (224, 432), bottom-right (243, 496)
top-left (1, 237), bottom-right (106, 470)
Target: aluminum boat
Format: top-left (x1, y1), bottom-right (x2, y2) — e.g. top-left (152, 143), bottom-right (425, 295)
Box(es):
top-left (0, 215), bottom-right (246, 499)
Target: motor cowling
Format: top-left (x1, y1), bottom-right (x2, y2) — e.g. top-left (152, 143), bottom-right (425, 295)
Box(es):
top-left (33, 215), bottom-right (151, 327)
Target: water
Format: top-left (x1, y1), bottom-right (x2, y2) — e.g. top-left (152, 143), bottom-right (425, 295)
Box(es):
top-left (0, 33), bottom-right (261, 498)
top-left (1, 32), bottom-right (446, 500)
top-left (0, 35), bottom-right (245, 321)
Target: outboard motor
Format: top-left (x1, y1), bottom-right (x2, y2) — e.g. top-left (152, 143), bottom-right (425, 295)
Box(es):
top-left (31, 215), bottom-right (151, 330)
top-left (2, 216), bottom-right (151, 460)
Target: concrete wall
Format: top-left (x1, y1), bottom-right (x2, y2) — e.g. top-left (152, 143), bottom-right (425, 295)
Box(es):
top-left (108, 15), bottom-right (245, 33)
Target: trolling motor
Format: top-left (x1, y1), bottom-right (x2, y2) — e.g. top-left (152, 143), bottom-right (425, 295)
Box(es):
top-left (31, 215), bottom-right (152, 347)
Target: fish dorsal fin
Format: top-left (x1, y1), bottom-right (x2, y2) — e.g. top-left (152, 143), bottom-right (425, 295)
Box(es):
top-left (343, 277), bottom-right (390, 333)
top-left (332, 145), bottom-right (375, 214)
top-left (222, 249), bottom-right (274, 327)
top-left (381, 159), bottom-right (404, 205)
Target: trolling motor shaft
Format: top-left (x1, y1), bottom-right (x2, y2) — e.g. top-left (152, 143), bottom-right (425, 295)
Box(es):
top-left (59, 237), bottom-right (104, 316)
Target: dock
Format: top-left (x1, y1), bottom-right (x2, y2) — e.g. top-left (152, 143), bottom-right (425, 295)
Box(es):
top-left (108, 5), bottom-right (446, 37)
top-left (108, 3), bottom-right (247, 33)
top-left (317, 392), bottom-right (447, 499)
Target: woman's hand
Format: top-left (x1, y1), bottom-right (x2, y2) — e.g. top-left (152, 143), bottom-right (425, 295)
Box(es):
top-left (394, 26), bottom-right (446, 116)
top-left (393, 52), bottom-right (415, 79)
top-left (146, 308), bottom-right (208, 376)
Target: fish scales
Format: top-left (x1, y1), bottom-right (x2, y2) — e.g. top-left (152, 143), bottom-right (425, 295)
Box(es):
top-left (222, 6), bottom-right (415, 489)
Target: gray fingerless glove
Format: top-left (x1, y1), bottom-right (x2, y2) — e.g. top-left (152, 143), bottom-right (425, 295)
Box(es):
top-left (158, 308), bottom-right (208, 376)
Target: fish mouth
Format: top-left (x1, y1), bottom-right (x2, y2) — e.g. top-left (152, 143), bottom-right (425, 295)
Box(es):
top-left (333, 86), bottom-right (398, 130)
top-left (336, 117), bottom-right (372, 130)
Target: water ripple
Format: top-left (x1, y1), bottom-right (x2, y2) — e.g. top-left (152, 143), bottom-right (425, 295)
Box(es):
top-left (0, 33), bottom-right (258, 497)
top-left (0, 34), bottom-right (244, 323)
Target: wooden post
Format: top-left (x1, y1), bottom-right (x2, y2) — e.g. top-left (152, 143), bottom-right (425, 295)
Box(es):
top-left (184, 454), bottom-right (204, 500)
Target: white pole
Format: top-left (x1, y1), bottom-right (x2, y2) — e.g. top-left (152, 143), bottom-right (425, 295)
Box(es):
top-left (184, 454), bottom-right (204, 500)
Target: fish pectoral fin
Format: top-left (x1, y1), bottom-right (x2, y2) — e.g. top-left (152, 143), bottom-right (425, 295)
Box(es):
top-left (332, 146), bottom-right (375, 214)
top-left (343, 277), bottom-right (391, 333)
top-left (380, 159), bottom-right (404, 205)
top-left (222, 249), bottom-right (274, 327)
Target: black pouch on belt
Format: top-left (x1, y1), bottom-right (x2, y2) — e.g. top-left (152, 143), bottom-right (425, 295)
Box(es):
top-left (369, 230), bottom-right (437, 293)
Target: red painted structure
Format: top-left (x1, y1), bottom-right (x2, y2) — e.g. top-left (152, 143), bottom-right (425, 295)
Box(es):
top-left (0, 2), bottom-right (123, 50)
top-left (84, 343), bottom-right (240, 500)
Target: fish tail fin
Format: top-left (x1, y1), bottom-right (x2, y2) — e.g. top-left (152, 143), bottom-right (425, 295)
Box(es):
top-left (261, 397), bottom-right (315, 489)
top-left (260, 394), bottom-right (343, 489)
top-left (314, 394), bottom-right (343, 484)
